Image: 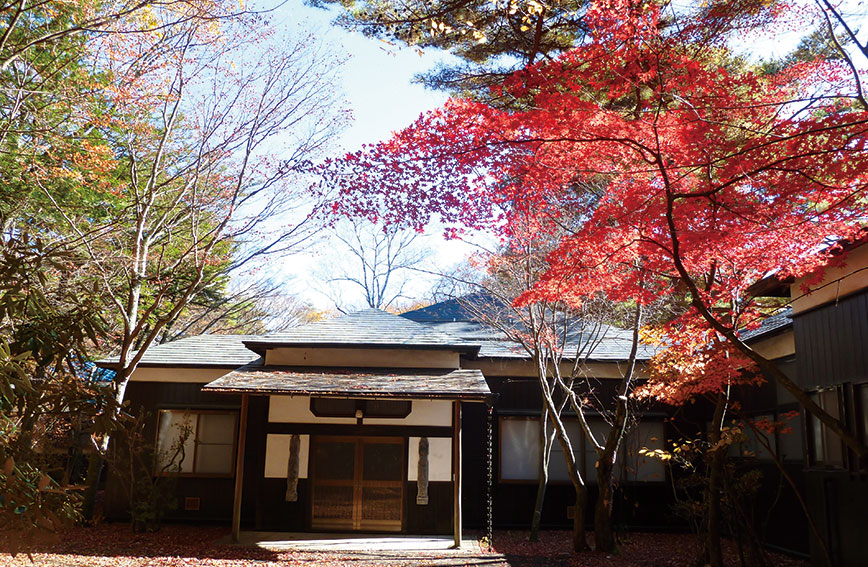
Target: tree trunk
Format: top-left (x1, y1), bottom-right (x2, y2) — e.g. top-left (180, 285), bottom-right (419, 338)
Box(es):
top-left (592, 302), bottom-right (641, 553)
top-left (573, 483), bottom-right (589, 552)
top-left (594, 459), bottom-right (616, 552)
top-left (531, 407), bottom-right (554, 541)
top-left (705, 392), bottom-right (728, 567)
top-left (81, 452), bottom-right (103, 523)
top-left (81, 366), bottom-right (133, 522)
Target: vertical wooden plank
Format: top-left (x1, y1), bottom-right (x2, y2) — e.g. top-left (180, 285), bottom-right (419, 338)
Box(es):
top-left (452, 401), bottom-right (462, 548)
top-left (232, 394), bottom-right (249, 543)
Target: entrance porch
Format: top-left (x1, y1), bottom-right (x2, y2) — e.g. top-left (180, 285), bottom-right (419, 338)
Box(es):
top-left (201, 365), bottom-right (492, 547)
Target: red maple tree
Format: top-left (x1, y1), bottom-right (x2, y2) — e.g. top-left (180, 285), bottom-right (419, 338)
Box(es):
top-left (322, 0), bottom-right (868, 464)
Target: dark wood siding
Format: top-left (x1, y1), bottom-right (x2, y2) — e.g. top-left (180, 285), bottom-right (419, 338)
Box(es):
top-left (793, 289), bottom-right (868, 389)
top-left (791, 289), bottom-right (868, 566)
top-left (105, 383), bottom-right (270, 525)
top-left (104, 381), bottom-right (249, 521)
top-left (405, 482), bottom-right (453, 534)
top-left (462, 375), bottom-right (679, 531)
top-left (804, 471), bottom-right (868, 567)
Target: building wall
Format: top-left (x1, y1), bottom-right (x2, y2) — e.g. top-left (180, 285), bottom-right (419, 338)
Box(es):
top-left (267, 395), bottom-right (453, 426)
top-left (788, 289), bottom-right (868, 567)
top-left (460, 373), bottom-right (673, 532)
top-left (128, 366), bottom-right (234, 383)
top-left (804, 470), bottom-right (868, 567)
top-left (793, 289), bottom-right (868, 390)
top-left (105, 379), bottom-right (459, 534)
top-left (465, 358), bottom-right (647, 379)
top-left (103, 381), bottom-right (259, 523)
top-left (264, 347), bottom-right (460, 368)
top-left (262, 398), bottom-right (454, 482)
top-left (791, 243), bottom-right (868, 315)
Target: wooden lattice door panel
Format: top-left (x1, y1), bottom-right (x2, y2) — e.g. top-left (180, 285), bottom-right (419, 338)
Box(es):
top-left (310, 439), bottom-right (356, 529)
top-left (310, 436), bottom-right (404, 532)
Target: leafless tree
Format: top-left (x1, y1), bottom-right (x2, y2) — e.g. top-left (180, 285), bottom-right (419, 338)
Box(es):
top-left (31, 10), bottom-right (351, 518)
top-left (317, 218), bottom-right (431, 311)
top-left (814, 0), bottom-right (868, 110)
top-left (434, 206), bottom-right (659, 552)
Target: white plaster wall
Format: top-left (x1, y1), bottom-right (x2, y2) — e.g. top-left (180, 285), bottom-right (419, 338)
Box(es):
top-left (407, 436), bottom-right (452, 482)
top-left (378, 399), bottom-right (452, 426)
top-left (128, 366), bottom-right (233, 383)
top-left (268, 395), bottom-right (355, 424)
top-left (751, 329), bottom-right (795, 360)
top-left (265, 347), bottom-right (460, 369)
top-left (791, 243), bottom-right (868, 314)
top-left (267, 396), bottom-right (453, 426)
top-left (264, 434), bottom-right (310, 479)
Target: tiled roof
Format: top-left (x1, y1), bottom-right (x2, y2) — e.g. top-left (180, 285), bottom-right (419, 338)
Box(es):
top-left (243, 308), bottom-right (480, 353)
top-left (202, 365), bottom-right (491, 400)
top-left (402, 302), bottom-right (657, 361)
top-left (429, 320), bottom-right (656, 360)
top-left (740, 309), bottom-right (793, 341)
top-left (98, 299), bottom-right (661, 369)
top-left (400, 293), bottom-right (501, 323)
top-left (98, 334), bottom-right (261, 368)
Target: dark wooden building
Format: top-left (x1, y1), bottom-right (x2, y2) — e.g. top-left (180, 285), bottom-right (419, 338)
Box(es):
top-left (751, 240), bottom-right (868, 567)
top-left (101, 304), bottom-right (671, 543)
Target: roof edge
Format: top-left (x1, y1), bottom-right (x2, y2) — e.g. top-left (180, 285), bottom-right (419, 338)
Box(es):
top-left (242, 340), bottom-right (481, 354)
top-left (200, 385), bottom-right (490, 401)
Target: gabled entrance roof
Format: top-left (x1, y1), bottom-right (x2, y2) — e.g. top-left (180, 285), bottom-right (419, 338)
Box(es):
top-left (202, 364), bottom-right (491, 401)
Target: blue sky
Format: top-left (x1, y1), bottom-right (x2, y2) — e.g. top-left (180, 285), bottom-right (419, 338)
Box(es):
top-left (261, 1), bottom-right (478, 311)
top-left (273, 1), bottom-right (456, 152)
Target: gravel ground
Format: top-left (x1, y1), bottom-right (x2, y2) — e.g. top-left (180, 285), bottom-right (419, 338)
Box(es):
top-left (0, 525), bottom-right (810, 567)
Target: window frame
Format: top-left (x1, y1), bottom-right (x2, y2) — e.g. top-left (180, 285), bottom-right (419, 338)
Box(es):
top-left (855, 381), bottom-right (868, 472)
top-left (497, 415), bottom-right (667, 485)
top-left (805, 386), bottom-right (847, 470)
top-left (857, 382), bottom-right (868, 446)
top-left (154, 409), bottom-right (239, 478)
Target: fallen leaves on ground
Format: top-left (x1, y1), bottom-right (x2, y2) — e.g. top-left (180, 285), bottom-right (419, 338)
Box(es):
top-left (0, 525), bottom-right (809, 566)
top-left (490, 530), bottom-right (810, 567)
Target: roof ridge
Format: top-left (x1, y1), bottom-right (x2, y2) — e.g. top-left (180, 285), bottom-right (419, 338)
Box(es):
top-left (243, 308), bottom-right (480, 351)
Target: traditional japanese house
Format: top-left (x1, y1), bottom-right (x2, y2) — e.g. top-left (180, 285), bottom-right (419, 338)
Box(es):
top-left (100, 301), bottom-right (671, 542)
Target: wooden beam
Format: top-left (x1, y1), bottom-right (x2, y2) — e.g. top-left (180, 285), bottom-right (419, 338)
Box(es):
top-left (231, 393), bottom-right (249, 542)
top-left (266, 422), bottom-right (452, 437)
top-left (452, 400), bottom-right (462, 549)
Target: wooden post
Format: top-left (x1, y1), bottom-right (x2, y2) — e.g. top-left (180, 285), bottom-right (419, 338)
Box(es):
top-left (452, 400), bottom-right (462, 548)
top-left (231, 394), bottom-right (249, 543)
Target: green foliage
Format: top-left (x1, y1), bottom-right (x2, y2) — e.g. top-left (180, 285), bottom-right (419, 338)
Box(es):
top-left (312, 0), bottom-right (589, 100)
top-left (0, 235), bottom-right (119, 550)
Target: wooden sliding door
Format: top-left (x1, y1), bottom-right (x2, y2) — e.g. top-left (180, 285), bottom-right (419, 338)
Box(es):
top-left (310, 436), bottom-right (404, 532)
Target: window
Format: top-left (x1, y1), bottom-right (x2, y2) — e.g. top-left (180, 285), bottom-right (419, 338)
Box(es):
top-left (499, 417), bottom-right (542, 481)
top-left (726, 415), bottom-right (776, 462)
top-left (155, 410), bottom-right (237, 476)
top-left (858, 383), bottom-right (868, 445)
top-left (310, 398), bottom-right (412, 418)
top-left (621, 421), bottom-right (666, 482)
top-left (806, 388), bottom-right (845, 468)
top-left (499, 416), bottom-right (665, 483)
